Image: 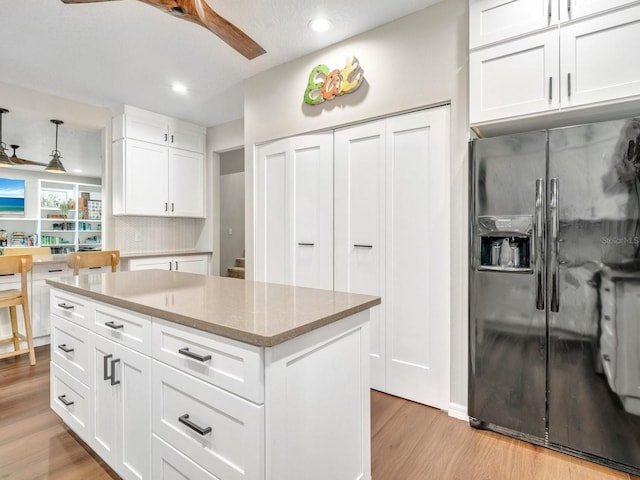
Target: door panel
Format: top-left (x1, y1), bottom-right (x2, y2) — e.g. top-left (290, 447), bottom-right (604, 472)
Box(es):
top-left (384, 107), bottom-right (450, 409)
top-left (334, 120), bottom-right (386, 391)
top-left (548, 118), bottom-right (640, 468)
top-left (90, 334), bottom-right (118, 467)
top-left (469, 131), bottom-right (547, 438)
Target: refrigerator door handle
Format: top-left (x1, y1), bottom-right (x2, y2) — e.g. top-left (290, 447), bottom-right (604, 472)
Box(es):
top-left (535, 179), bottom-right (545, 310)
top-left (550, 178), bottom-right (560, 312)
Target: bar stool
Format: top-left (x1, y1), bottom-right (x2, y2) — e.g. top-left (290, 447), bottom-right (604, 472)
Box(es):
top-left (67, 250), bottom-right (120, 275)
top-left (0, 255), bottom-right (35, 365)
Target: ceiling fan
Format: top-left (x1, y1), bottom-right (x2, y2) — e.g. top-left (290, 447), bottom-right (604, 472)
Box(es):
top-left (60, 0), bottom-right (266, 60)
top-left (0, 108), bottom-right (49, 168)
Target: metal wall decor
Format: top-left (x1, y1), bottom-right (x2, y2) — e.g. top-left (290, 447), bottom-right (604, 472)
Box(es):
top-left (304, 55), bottom-right (364, 105)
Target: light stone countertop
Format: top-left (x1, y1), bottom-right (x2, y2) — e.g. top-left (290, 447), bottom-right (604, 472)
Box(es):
top-left (46, 270), bottom-right (381, 347)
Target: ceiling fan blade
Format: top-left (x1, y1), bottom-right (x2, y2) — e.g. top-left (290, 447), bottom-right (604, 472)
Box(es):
top-left (60, 0), bottom-right (118, 3)
top-left (8, 146), bottom-right (48, 167)
top-left (139, 0), bottom-right (266, 59)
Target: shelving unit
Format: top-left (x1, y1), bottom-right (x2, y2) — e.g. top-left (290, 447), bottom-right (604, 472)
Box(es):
top-left (37, 180), bottom-right (102, 254)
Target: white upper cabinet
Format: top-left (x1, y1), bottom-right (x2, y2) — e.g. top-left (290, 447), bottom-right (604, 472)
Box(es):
top-left (559, 0), bottom-right (640, 22)
top-left (470, 30), bottom-right (560, 123)
top-left (470, 0), bottom-right (558, 49)
top-left (113, 106), bottom-right (205, 154)
top-left (470, 0), bottom-right (640, 126)
top-left (560, 4), bottom-right (640, 108)
top-left (112, 106), bottom-right (206, 218)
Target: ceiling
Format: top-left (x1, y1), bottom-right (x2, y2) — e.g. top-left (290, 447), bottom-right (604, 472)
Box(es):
top-left (0, 0), bottom-right (443, 128)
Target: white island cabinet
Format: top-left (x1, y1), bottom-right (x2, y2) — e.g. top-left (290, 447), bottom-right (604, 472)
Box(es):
top-left (48, 270), bottom-right (379, 480)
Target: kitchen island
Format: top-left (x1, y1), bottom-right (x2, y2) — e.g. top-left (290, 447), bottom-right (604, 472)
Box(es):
top-left (47, 270), bottom-right (380, 480)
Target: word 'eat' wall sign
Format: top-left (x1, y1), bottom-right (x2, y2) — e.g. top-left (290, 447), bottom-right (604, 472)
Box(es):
top-left (304, 56), bottom-right (364, 105)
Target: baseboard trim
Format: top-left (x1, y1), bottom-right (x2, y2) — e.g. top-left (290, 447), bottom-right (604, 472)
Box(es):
top-left (448, 402), bottom-right (468, 422)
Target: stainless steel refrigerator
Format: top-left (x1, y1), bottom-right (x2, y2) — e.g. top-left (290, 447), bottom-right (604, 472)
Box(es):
top-left (469, 117), bottom-right (640, 475)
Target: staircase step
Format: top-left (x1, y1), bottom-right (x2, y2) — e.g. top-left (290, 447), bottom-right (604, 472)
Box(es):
top-left (235, 257), bottom-right (245, 268)
top-left (227, 266), bottom-right (245, 279)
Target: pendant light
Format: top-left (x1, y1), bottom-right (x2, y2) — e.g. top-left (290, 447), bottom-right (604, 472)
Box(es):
top-left (46, 119), bottom-right (66, 173)
top-left (0, 108), bottom-right (14, 167)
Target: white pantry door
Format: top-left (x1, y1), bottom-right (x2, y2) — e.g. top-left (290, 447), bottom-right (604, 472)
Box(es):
top-left (255, 133), bottom-right (333, 289)
top-left (334, 120), bottom-right (387, 391)
top-left (384, 107), bottom-right (450, 410)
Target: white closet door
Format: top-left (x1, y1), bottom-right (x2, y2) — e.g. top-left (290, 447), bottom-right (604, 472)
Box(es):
top-left (290, 133), bottom-right (334, 290)
top-left (255, 139), bottom-right (290, 284)
top-left (255, 133), bottom-right (333, 289)
top-left (334, 120), bottom-right (387, 391)
top-left (385, 107), bottom-right (450, 410)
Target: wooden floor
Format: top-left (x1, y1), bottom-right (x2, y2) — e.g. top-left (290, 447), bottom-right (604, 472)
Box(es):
top-left (1, 347), bottom-right (638, 479)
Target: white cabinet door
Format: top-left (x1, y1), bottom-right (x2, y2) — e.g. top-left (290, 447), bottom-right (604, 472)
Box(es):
top-left (560, 4), bottom-right (640, 109)
top-left (470, 29), bottom-right (560, 124)
top-left (334, 120), bottom-right (387, 391)
top-left (169, 121), bottom-right (205, 153)
top-left (559, 0), bottom-right (638, 22)
top-left (384, 108), bottom-right (450, 410)
top-left (31, 279), bottom-right (51, 338)
top-left (290, 134), bottom-right (333, 290)
top-left (127, 256), bottom-right (173, 271)
top-left (90, 333), bottom-right (151, 480)
top-left (470, 0), bottom-right (558, 49)
top-left (168, 149), bottom-right (205, 218)
top-left (125, 114), bottom-right (169, 146)
top-left (255, 138), bottom-right (289, 284)
top-left (123, 139), bottom-right (169, 216)
top-left (255, 133), bottom-right (333, 289)
top-left (173, 255), bottom-right (209, 275)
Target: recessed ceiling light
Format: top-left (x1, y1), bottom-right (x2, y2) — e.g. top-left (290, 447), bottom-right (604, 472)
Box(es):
top-left (308, 18), bottom-right (332, 33)
top-left (172, 84), bottom-right (188, 93)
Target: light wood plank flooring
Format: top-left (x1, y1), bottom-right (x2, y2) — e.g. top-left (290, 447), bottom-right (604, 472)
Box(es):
top-left (1, 346), bottom-right (638, 479)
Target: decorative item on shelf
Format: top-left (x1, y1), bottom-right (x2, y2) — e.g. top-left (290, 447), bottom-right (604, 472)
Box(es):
top-left (0, 229), bottom-right (6, 247)
top-left (10, 232), bottom-right (26, 247)
top-left (46, 119), bottom-right (66, 173)
top-left (87, 199), bottom-right (101, 220)
top-left (79, 192), bottom-right (90, 219)
top-left (41, 189), bottom-right (68, 208)
top-left (58, 201), bottom-right (69, 220)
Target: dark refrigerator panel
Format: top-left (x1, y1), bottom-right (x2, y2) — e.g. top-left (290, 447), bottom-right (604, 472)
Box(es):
top-left (469, 131), bottom-right (547, 439)
top-left (548, 119), bottom-right (640, 470)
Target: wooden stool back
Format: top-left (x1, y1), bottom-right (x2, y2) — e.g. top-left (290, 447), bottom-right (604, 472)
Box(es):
top-left (3, 247), bottom-right (52, 257)
top-left (0, 255), bottom-right (35, 365)
top-left (67, 250), bottom-right (120, 275)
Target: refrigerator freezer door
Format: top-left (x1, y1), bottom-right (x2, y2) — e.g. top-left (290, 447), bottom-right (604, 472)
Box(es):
top-left (548, 118), bottom-right (640, 470)
top-left (469, 131), bottom-right (547, 439)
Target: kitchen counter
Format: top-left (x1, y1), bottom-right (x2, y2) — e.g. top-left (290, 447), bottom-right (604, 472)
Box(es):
top-left (120, 250), bottom-right (212, 259)
top-left (46, 269), bottom-right (380, 346)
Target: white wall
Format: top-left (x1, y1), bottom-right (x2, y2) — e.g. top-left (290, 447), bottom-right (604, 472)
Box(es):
top-left (244, 0), bottom-right (470, 413)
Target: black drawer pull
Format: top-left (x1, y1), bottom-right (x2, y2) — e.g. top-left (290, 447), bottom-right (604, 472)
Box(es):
top-left (179, 414), bottom-right (211, 436)
top-left (58, 344), bottom-right (74, 353)
top-left (604, 315), bottom-right (611, 321)
top-left (58, 395), bottom-right (74, 407)
top-left (298, 242), bottom-right (315, 246)
top-left (48, 269), bottom-right (63, 273)
top-left (89, 266), bottom-right (102, 270)
top-left (179, 347), bottom-right (211, 362)
top-left (58, 303), bottom-right (74, 310)
top-left (603, 354), bottom-right (611, 362)
top-left (105, 321), bottom-right (124, 330)
top-left (354, 244), bottom-right (373, 248)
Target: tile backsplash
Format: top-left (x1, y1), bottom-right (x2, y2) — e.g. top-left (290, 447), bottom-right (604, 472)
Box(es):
top-left (114, 216), bottom-right (203, 253)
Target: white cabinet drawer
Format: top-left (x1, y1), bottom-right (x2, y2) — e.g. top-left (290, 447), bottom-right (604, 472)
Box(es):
top-left (51, 315), bottom-right (90, 385)
top-left (50, 362), bottom-right (90, 442)
top-left (33, 262), bottom-right (70, 278)
top-left (152, 434), bottom-right (220, 480)
top-left (152, 361), bottom-right (264, 480)
top-left (152, 318), bottom-right (264, 403)
top-left (92, 301), bottom-right (151, 355)
top-left (51, 290), bottom-right (90, 327)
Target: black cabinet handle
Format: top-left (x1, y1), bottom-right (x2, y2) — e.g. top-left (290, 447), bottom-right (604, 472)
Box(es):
top-left (58, 303), bottom-right (74, 310)
top-left (179, 414), bottom-right (211, 436)
top-left (58, 395), bottom-right (74, 407)
top-left (354, 244), bottom-right (373, 248)
top-left (298, 243), bottom-right (315, 246)
top-left (103, 354), bottom-right (112, 381)
top-left (164, 133), bottom-right (168, 142)
top-left (603, 354), bottom-right (611, 362)
top-left (58, 344), bottom-right (74, 353)
top-left (89, 266), bottom-right (102, 270)
top-left (179, 347), bottom-right (211, 362)
top-left (105, 321), bottom-right (124, 330)
top-left (110, 358), bottom-right (121, 386)
top-left (48, 269), bottom-right (63, 273)
top-left (604, 315), bottom-right (611, 321)
top-left (171, 135), bottom-right (174, 143)
top-left (171, 203), bottom-right (175, 213)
